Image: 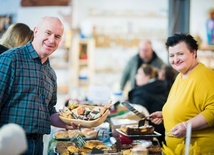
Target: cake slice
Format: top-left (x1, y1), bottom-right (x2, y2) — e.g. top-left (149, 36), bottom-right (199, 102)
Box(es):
top-left (120, 124), bottom-right (154, 135)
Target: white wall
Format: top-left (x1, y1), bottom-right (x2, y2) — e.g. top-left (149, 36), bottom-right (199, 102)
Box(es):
top-left (1, 0), bottom-right (213, 44)
top-left (17, 7), bottom-right (72, 30)
top-left (73, 0), bottom-right (167, 37)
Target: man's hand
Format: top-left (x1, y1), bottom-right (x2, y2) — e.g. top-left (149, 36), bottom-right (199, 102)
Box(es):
top-left (65, 123), bottom-right (81, 130)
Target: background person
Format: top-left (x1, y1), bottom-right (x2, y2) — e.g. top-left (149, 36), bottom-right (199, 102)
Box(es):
top-left (0, 16), bottom-right (78, 155)
top-left (158, 65), bottom-right (178, 95)
top-left (150, 33), bottom-right (214, 154)
top-left (120, 39), bottom-right (165, 91)
top-left (0, 23), bottom-right (33, 54)
top-left (128, 64), bottom-right (168, 145)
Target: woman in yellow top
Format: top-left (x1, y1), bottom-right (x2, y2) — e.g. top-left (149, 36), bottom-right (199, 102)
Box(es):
top-left (150, 33), bottom-right (214, 154)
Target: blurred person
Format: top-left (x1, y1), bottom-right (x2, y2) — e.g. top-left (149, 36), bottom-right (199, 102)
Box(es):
top-left (150, 33), bottom-right (214, 154)
top-left (0, 23), bottom-right (33, 54)
top-left (128, 64), bottom-right (168, 145)
top-left (0, 123), bottom-right (27, 155)
top-left (158, 65), bottom-right (178, 94)
top-left (120, 39), bottom-right (165, 91)
top-left (0, 16), bottom-right (79, 155)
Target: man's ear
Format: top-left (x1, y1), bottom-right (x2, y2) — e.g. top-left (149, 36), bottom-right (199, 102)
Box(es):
top-left (33, 27), bottom-right (38, 37)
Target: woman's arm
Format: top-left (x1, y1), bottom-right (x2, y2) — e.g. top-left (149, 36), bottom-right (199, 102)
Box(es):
top-left (171, 113), bottom-right (209, 138)
top-left (186, 113), bottom-right (209, 130)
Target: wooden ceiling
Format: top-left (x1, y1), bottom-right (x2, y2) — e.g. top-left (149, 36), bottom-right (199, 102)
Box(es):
top-left (21, 0), bottom-right (71, 6)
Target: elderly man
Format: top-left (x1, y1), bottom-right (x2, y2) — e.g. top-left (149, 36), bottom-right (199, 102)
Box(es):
top-left (120, 39), bottom-right (165, 90)
top-left (0, 16), bottom-right (78, 155)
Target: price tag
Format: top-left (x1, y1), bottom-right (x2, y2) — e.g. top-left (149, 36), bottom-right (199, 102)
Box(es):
top-left (70, 134), bottom-right (86, 148)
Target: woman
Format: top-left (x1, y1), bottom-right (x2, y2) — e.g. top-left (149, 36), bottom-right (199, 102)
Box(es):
top-left (150, 33), bottom-right (214, 154)
top-left (128, 64), bottom-right (168, 145)
top-left (0, 23), bottom-right (33, 54)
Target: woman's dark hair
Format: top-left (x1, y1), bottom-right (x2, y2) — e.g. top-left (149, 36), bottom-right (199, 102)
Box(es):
top-left (165, 33), bottom-right (198, 52)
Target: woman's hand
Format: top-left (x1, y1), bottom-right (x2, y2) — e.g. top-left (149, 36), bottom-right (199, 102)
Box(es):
top-left (171, 122), bottom-right (187, 138)
top-left (149, 111), bottom-right (163, 125)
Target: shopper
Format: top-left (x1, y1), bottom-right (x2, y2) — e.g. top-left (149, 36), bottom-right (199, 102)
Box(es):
top-left (0, 16), bottom-right (78, 155)
top-left (128, 64), bottom-right (168, 145)
top-left (158, 65), bottom-right (178, 94)
top-left (150, 33), bottom-right (214, 154)
top-left (120, 39), bottom-right (165, 91)
top-left (0, 23), bottom-right (33, 54)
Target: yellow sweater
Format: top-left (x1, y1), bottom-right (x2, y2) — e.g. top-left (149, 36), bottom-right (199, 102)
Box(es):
top-left (162, 63), bottom-right (214, 154)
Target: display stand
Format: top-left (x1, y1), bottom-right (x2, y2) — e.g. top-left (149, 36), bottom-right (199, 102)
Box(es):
top-left (69, 38), bottom-right (95, 94)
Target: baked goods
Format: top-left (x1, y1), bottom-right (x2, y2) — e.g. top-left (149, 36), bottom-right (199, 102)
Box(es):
top-left (120, 124), bottom-right (154, 135)
top-left (67, 145), bottom-right (79, 153)
top-left (147, 145), bottom-right (162, 154)
top-left (132, 145), bottom-right (148, 155)
top-left (81, 128), bottom-right (97, 139)
top-left (59, 107), bottom-right (73, 119)
top-left (59, 105), bottom-right (107, 121)
top-left (84, 140), bottom-right (108, 150)
top-left (54, 130), bottom-right (69, 139)
top-left (67, 130), bottom-right (83, 138)
top-left (55, 141), bottom-right (73, 154)
top-left (56, 140), bottom-right (108, 155)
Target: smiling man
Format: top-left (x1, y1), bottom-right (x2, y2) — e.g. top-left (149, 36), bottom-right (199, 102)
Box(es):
top-left (0, 16), bottom-right (78, 155)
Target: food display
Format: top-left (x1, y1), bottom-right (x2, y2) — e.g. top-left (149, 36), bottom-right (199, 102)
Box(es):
top-left (119, 124), bottom-right (155, 135)
top-left (59, 105), bottom-right (105, 120)
top-left (55, 140), bottom-right (109, 155)
top-left (50, 101), bottom-right (164, 155)
top-left (110, 142), bottom-right (162, 155)
top-left (53, 128), bottom-right (98, 140)
top-left (58, 104), bottom-right (109, 127)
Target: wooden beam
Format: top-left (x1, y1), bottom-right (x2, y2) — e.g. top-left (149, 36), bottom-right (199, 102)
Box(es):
top-left (21, 0), bottom-right (70, 6)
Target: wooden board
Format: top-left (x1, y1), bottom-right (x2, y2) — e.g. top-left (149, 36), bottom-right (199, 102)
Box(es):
top-left (21, 0), bottom-right (70, 6)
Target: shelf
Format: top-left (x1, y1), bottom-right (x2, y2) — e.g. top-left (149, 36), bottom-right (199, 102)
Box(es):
top-left (199, 45), bottom-right (214, 51)
top-left (69, 38), bottom-right (95, 90)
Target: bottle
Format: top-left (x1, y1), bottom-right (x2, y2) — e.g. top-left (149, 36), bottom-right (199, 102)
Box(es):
top-left (110, 91), bottom-right (124, 113)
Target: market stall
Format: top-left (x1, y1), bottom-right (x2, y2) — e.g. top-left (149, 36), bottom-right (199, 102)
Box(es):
top-left (47, 100), bottom-right (163, 155)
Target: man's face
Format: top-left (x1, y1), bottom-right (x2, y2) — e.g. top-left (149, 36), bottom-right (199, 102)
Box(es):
top-left (33, 18), bottom-right (64, 60)
top-left (138, 42), bottom-right (153, 62)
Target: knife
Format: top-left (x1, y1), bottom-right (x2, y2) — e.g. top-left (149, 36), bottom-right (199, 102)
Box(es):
top-left (121, 101), bottom-right (152, 128)
top-left (121, 101), bottom-right (148, 119)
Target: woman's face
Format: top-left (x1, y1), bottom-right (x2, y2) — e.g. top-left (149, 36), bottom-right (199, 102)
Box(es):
top-left (168, 41), bottom-right (197, 75)
top-left (135, 68), bottom-right (150, 86)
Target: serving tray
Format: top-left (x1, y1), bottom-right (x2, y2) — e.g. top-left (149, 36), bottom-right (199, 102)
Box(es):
top-left (59, 105), bottom-right (109, 128)
top-left (115, 128), bottom-right (161, 138)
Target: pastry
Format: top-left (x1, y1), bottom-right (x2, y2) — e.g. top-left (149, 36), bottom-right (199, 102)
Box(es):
top-left (132, 145), bottom-right (148, 155)
top-left (54, 130), bottom-right (68, 139)
top-left (120, 124), bottom-right (154, 135)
